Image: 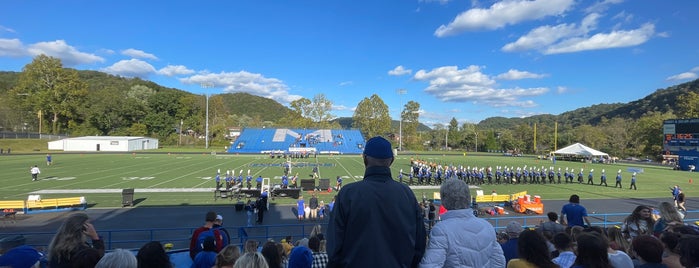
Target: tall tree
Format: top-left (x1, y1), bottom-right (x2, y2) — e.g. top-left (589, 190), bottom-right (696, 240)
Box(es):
top-left (600, 117), bottom-right (634, 156)
top-left (677, 91), bottom-right (699, 118)
top-left (310, 93), bottom-right (334, 127)
top-left (11, 55), bottom-right (88, 134)
top-left (401, 100), bottom-right (420, 149)
top-left (352, 94), bottom-right (391, 139)
top-left (289, 94), bottom-right (335, 128)
top-left (631, 111), bottom-right (675, 157)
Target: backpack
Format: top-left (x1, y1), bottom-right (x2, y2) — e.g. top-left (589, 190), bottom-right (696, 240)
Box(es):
top-left (193, 228), bottom-right (224, 257)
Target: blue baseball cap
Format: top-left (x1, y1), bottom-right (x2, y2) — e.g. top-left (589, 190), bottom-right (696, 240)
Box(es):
top-left (0, 245), bottom-right (43, 268)
top-left (288, 246), bottom-right (312, 268)
top-left (363, 136), bottom-right (394, 159)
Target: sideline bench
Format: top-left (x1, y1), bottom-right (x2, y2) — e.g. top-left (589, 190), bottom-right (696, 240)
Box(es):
top-left (474, 190), bottom-right (530, 204)
top-left (475, 194), bottom-right (511, 203)
top-left (26, 197), bottom-right (87, 212)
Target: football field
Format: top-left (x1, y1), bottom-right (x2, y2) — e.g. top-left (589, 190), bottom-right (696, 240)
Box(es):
top-left (1, 152), bottom-right (697, 208)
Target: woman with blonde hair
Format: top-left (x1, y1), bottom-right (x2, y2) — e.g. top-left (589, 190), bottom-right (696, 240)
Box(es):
top-left (234, 252), bottom-right (269, 268)
top-left (310, 224), bottom-right (323, 239)
top-left (653, 202), bottom-right (684, 237)
top-left (48, 212), bottom-right (105, 268)
top-left (606, 227), bottom-right (630, 253)
top-left (215, 245), bottom-right (241, 268)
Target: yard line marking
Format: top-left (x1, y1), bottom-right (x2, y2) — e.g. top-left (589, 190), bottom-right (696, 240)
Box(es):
top-left (332, 156), bottom-right (360, 182)
top-left (31, 188), bottom-right (218, 194)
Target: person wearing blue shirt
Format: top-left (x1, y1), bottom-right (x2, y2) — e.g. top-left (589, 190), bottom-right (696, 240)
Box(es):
top-left (281, 175), bottom-right (289, 188)
top-left (336, 176), bottom-right (342, 190)
top-left (297, 196), bottom-right (305, 221)
top-left (629, 172), bottom-right (637, 190)
top-left (560, 194), bottom-right (592, 227)
top-left (615, 170), bottom-right (623, 188)
top-left (236, 175), bottom-right (243, 186)
top-left (246, 174), bottom-right (253, 189)
top-left (255, 176), bottom-right (263, 189)
top-left (557, 168), bottom-right (562, 184)
top-left (225, 172), bottom-right (233, 190)
top-left (599, 169), bottom-right (608, 186)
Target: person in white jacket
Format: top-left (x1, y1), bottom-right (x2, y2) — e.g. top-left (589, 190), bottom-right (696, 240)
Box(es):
top-left (420, 178), bottom-right (506, 268)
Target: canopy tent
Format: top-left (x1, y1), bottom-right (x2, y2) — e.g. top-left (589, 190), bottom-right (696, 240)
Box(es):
top-left (554, 143), bottom-right (609, 157)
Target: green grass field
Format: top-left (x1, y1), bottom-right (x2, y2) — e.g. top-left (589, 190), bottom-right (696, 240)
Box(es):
top-left (1, 151), bottom-right (697, 208)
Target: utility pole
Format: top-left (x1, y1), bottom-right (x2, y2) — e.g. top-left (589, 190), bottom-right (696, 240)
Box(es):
top-left (397, 89), bottom-right (406, 151)
top-left (201, 82), bottom-right (214, 149)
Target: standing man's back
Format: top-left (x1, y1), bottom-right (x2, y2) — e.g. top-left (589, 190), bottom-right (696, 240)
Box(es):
top-left (560, 194), bottom-right (592, 228)
top-left (327, 136), bottom-right (426, 268)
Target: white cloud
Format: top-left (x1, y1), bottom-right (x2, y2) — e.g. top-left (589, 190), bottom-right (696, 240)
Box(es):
top-left (502, 23), bottom-right (579, 52)
top-left (556, 86), bottom-right (569, 94)
top-left (413, 65), bottom-right (548, 107)
top-left (502, 13), bottom-right (600, 52)
top-left (101, 59), bottom-right (156, 78)
top-left (0, 38), bottom-right (25, 57)
top-left (98, 48), bottom-right (115, 55)
top-left (26, 40), bottom-right (104, 66)
top-left (121, 48), bottom-right (158, 60)
top-left (0, 25), bottom-right (16, 33)
top-left (666, 66), bottom-right (699, 81)
top-left (338, 81), bottom-right (353, 86)
top-left (180, 71), bottom-right (302, 104)
top-left (158, 65), bottom-right (195, 76)
top-left (434, 0), bottom-right (575, 37)
top-left (666, 72), bottom-right (698, 81)
top-left (495, 69), bottom-right (547, 80)
top-left (544, 23), bottom-right (655, 54)
top-left (611, 11), bottom-right (633, 23)
top-left (419, 0), bottom-right (451, 4)
top-left (585, 0), bottom-right (624, 13)
top-left (388, 65), bottom-right (413, 76)
top-left (332, 104), bottom-right (354, 112)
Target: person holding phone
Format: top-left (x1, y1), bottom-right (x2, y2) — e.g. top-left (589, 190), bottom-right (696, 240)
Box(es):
top-left (48, 212), bottom-right (104, 267)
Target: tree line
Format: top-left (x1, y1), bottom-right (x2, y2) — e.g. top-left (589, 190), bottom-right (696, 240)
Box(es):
top-left (1, 55), bottom-right (699, 159)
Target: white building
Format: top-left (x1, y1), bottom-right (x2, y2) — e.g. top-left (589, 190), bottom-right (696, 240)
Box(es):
top-left (48, 136), bottom-right (159, 152)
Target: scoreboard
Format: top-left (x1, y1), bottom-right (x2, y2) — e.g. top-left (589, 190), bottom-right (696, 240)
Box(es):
top-left (664, 118), bottom-right (699, 170)
top-left (664, 119), bottom-right (699, 150)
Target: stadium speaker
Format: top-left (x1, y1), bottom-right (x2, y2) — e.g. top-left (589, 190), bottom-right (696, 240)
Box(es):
top-left (300, 179), bottom-right (315, 190)
top-left (273, 188), bottom-right (301, 199)
top-left (240, 189), bottom-right (261, 198)
top-left (122, 188), bottom-right (134, 207)
top-left (318, 178), bottom-right (330, 190)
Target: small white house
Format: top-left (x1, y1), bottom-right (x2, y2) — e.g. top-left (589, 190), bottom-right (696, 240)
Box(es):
top-left (48, 136), bottom-right (159, 152)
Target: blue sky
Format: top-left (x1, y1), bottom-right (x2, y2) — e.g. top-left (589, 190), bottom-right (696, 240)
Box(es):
top-left (1, 0), bottom-right (697, 127)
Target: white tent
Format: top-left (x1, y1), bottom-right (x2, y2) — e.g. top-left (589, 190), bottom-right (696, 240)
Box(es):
top-left (554, 143), bottom-right (609, 157)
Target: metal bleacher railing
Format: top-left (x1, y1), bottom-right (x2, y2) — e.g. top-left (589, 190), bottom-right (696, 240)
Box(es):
top-left (4, 210), bottom-right (696, 251)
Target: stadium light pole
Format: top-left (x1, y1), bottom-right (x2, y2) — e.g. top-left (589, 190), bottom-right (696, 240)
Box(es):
top-left (201, 82), bottom-right (214, 149)
top-left (397, 89), bottom-right (407, 151)
top-left (445, 125), bottom-right (448, 151)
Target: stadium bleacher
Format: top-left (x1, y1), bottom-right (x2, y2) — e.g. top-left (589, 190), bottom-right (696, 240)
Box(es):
top-left (228, 128), bottom-right (366, 155)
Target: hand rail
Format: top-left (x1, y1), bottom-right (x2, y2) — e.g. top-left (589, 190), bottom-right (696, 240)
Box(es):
top-left (2, 211), bottom-right (696, 251)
